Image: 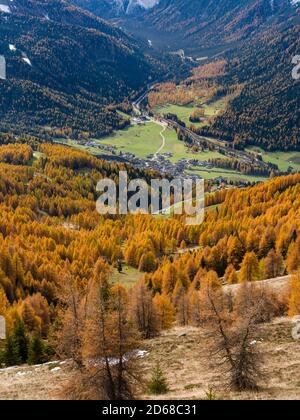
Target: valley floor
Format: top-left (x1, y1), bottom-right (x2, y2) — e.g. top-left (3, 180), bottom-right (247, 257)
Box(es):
top-left (0, 318), bottom-right (299, 400)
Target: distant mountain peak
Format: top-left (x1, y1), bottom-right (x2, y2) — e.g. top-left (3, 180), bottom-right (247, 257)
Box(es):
top-left (71, 0), bottom-right (159, 18)
top-left (125, 0), bottom-right (160, 14)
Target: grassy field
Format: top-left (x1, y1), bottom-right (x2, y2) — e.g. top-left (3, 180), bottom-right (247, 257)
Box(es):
top-left (155, 98), bottom-right (226, 128)
top-left (61, 131), bottom-right (223, 167)
top-left (203, 98), bottom-right (226, 117)
top-left (155, 104), bottom-right (201, 126)
top-left (59, 124), bottom-right (284, 184)
top-left (187, 167), bottom-right (268, 182)
top-left (141, 318), bottom-right (300, 400)
top-left (246, 147), bottom-right (300, 173)
top-left (111, 265), bottom-right (142, 288)
top-left (117, 110), bottom-right (131, 121)
top-left (33, 151), bottom-right (45, 160)
top-left (98, 122), bottom-right (224, 162)
top-left (61, 124), bottom-right (269, 183)
top-left (160, 128), bottom-right (224, 163)
top-left (157, 197), bottom-right (212, 219)
top-left (99, 123), bottom-right (163, 158)
top-left (29, 151), bottom-right (45, 166)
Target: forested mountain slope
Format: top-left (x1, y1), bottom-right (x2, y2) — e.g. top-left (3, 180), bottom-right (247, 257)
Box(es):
top-left (108, 0), bottom-right (297, 52)
top-left (77, 0), bottom-right (299, 152)
top-left (198, 15), bottom-right (300, 151)
top-left (0, 142), bottom-right (300, 341)
top-left (0, 0), bottom-right (156, 138)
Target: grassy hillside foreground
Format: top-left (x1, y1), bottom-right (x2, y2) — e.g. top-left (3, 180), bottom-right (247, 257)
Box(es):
top-left (0, 317), bottom-right (299, 400)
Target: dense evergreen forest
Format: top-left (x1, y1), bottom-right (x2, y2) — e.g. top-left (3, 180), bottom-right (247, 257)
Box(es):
top-left (204, 22), bottom-right (300, 151)
top-left (0, 0), bottom-right (160, 138)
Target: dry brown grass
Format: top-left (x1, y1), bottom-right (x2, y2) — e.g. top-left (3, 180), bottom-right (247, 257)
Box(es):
top-left (140, 317), bottom-right (300, 400)
top-left (0, 318), bottom-right (299, 400)
top-left (223, 276), bottom-right (290, 295)
top-left (0, 361), bottom-right (73, 400)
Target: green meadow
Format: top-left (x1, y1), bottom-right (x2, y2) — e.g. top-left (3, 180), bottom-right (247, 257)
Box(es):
top-left (99, 122), bottom-right (162, 158)
top-left (58, 122), bottom-right (300, 184)
top-left (155, 98), bottom-right (226, 128)
top-left (111, 265), bottom-right (142, 288)
top-left (246, 147), bottom-right (300, 173)
top-left (59, 123), bottom-right (268, 183)
top-left (187, 167), bottom-right (267, 182)
top-left (98, 122), bottom-right (224, 162)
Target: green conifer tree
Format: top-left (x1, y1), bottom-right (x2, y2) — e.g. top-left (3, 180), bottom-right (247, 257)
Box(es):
top-left (3, 334), bottom-right (21, 366)
top-left (147, 363), bottom-right (169, 395)
top-left (13, 320), bottom-right (28, 363)
top-left (27, 334), bottom-right (45, 365)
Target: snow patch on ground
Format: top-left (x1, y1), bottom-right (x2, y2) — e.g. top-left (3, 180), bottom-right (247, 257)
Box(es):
top-left (0, 4), bottom-right (11, 13)
top-left (22, 57), bottom-right (32, 66)
top-left (16, 371), bottom-right (27, 377)
top-left (50, 367), bottom-right (61, 373)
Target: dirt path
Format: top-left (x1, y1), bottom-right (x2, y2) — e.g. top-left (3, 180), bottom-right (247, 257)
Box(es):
top-left (153, 122), bottom-right (167, 156)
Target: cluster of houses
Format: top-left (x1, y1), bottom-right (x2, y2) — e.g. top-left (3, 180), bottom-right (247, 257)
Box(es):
top-left (77, 139), bottom-right (251, 188)
top-left (79, 139), bottom-right (203, 180)
top-left (177, 158), bottom-right (214, 169)
top-left (76, 138), bottom-right (251, 188)
top-left (112, 151), bottom-right (200, 181)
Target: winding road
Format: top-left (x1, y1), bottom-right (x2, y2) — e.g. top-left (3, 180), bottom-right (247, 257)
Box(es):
top-left (133, 84), bottom-right (169, 158)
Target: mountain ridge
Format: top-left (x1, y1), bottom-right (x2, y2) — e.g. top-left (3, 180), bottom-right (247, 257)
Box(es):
top-left (76, 0), bottom-right (298, 55)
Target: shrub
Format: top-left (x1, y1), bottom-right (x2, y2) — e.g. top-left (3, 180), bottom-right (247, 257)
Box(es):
top-left (147, 364), bottom-right (169, 395)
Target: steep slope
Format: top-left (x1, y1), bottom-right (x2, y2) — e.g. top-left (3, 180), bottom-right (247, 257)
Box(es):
top-left (0, 0), bottom-right (156, 138)
top-left (198, 13), bottom-right (300, 151)
top-left (112, 0), bottom-right (297, 54)
top-left (142, 0), bottom-right (290, 40)
top-left (133, 0), bottom-right (299, 151)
